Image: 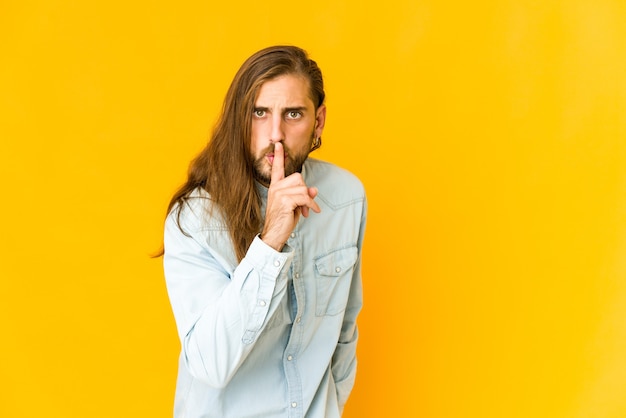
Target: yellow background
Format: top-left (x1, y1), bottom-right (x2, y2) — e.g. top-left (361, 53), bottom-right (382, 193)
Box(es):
top-left (1, 1), bottom-right (625, 417)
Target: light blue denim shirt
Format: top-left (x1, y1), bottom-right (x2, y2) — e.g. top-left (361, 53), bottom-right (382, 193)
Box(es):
top-left (163, 158), bottom-right (367, 418)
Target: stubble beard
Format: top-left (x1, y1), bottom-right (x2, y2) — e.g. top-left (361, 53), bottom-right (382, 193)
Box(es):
top-left (252, 143), bottom-right (310, 186)
top-left (252, 133), bottom-right (315, 186)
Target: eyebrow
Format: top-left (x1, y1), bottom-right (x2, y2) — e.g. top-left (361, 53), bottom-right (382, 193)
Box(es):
top-left (253, 106), bottom-right (308, 113)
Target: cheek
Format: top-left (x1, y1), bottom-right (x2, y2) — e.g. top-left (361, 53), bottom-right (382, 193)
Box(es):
top-left (286, 124), bottom-right (314, 147)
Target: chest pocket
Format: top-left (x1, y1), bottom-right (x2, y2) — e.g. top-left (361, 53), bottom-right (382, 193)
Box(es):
top-left (314, 246), bottom-right (358, 316)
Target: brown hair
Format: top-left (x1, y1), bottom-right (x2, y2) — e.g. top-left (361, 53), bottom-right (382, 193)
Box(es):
top-left (159, 45), bottom-right (326, 261)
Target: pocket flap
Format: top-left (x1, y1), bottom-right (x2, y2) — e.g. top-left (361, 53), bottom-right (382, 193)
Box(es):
top-left (314, 246), bottom-right (358, 277)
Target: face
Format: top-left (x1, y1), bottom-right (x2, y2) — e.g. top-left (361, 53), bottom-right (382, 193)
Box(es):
top-left (250, 74), bottom-right (326, 186)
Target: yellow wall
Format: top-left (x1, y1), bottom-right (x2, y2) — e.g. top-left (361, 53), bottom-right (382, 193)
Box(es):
top-left (1, 1), bottom-right (625, 417)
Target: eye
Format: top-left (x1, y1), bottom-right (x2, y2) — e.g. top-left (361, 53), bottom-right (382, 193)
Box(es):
top-left (286, 111), bottom-right (302, 120)
top-left (253, 109), bottom-right (266, 118)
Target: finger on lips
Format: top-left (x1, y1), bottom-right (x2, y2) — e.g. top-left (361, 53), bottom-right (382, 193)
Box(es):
top-left (269, 142), bottom-right (321, 216)
top-left (270, 142), bottom-right (285, 184)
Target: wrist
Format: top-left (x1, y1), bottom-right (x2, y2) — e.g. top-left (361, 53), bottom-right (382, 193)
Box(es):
top-left (259, 233), bottom-right (284, 252)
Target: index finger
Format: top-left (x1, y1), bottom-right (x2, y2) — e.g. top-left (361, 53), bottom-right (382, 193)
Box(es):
top-left (271, 142), bottom-right (285, 184)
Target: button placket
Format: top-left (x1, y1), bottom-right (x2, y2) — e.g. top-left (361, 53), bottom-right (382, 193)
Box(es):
top-left (284, 228), bottom-right (303, 417)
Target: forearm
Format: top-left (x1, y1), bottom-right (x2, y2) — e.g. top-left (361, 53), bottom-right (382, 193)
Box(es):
top-left (164, 210), bottom-right (293, 388)
top-left (181, 246), bottom-right (291, 387)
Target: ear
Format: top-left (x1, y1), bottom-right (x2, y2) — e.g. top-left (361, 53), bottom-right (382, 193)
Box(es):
top-left (314, 105), bottom-right (326, 139)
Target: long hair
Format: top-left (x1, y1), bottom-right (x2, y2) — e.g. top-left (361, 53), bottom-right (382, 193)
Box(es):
top-left (159, 45), bottom-right (326, 261)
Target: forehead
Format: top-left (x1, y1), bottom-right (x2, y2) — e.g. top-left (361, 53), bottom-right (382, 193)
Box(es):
top-left (255, 74), bottom-right (313, 107)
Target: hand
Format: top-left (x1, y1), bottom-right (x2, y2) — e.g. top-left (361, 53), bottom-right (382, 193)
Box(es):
top-left (260, 142), bottom-right (321, 251)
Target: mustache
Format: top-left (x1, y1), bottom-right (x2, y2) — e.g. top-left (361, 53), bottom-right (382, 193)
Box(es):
top-left (261, 143), bottom-right (290, 157)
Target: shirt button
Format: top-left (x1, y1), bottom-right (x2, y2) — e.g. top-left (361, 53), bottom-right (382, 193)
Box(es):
top-left (287, 355), bottom-right (293, 361)
top-left (296, 317), bottom-right (301, 323)
top-left (291, 402), bottom-right (297, 408)
top-left (294, 272), bottom-right (300, 279)
top-left (259, 300), bottom-right (266, 307)
top-left (274, 260), bottom-right (281, 267)
top-left (290, 232), bottom-right (295, 238)
top-left (335, 266), bottom-right (342, 273)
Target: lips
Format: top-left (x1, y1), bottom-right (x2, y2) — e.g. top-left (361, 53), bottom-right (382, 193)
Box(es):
top-left (266, 152), bottom-right (287, 165)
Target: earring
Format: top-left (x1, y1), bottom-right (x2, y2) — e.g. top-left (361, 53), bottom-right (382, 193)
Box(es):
top-left (311, 137), bottom-right (321, 151)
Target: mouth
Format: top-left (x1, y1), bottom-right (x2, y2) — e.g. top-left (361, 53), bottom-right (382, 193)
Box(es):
top-left (266, 152), bottom-right (288, 165)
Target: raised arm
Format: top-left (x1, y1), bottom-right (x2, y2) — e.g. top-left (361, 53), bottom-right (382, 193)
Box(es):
top-left (164, 201), bottom-right (293, 389)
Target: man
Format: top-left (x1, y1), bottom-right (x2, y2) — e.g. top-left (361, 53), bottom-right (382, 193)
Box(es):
top-left (162, 45), bottom-right (367, 418)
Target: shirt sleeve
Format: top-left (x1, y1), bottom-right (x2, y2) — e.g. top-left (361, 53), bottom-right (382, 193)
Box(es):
top-left (163, 200), bottom-right (294, 389)
top-left (331, 195), bottom-right (367, 411)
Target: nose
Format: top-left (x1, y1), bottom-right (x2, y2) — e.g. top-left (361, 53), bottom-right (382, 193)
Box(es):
top-left (269, 113), bottom-right (284, 144)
